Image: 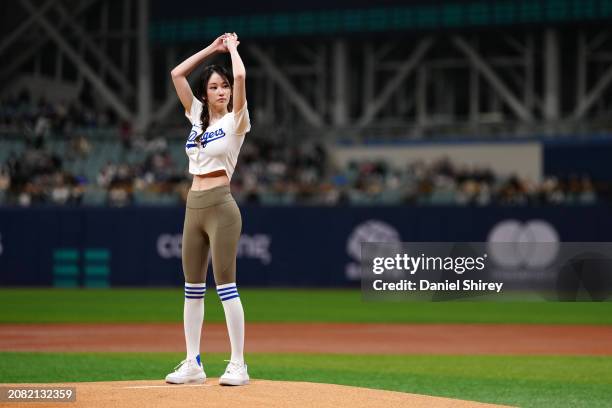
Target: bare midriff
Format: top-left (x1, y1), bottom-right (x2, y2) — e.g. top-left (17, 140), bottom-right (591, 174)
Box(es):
top-left (191, 170), bottom-right (230, 191)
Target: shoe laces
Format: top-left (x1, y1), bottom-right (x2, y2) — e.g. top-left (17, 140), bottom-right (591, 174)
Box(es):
top-left (223, 359), bottom-right (246, 373)
top-left (173, 359), bottom-right (196, 372)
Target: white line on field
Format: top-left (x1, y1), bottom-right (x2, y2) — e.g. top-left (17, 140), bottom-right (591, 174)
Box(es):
top-left (123, 384), bottom-right (212, 389)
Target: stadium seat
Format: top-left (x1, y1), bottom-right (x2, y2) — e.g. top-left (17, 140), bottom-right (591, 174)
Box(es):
top-left (82, 188), bottom-right (107, 206)
top-left (429, 190), bottom-right (457, 205)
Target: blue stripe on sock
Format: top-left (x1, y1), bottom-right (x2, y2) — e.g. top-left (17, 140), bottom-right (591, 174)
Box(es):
top-left (220, 294), bottom-right (240, 302)
top-left (185, 295), bottom-right (204, 299)
top-left (217, 286), bottom-right (237, 294)
top-left (185, 289), bottom-right (206, 293)
top-left (184, 285), bottom-right (206, 289)
top-left (218, 289), bottom-right (237, 297)
top-left (218, 288), bottom-right (237, 293)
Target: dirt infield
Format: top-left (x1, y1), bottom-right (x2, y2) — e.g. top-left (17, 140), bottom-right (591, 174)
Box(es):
top-left (1, 323), bottom-right (611, 354)
top-left (1, 380), bottom-right (513, 408)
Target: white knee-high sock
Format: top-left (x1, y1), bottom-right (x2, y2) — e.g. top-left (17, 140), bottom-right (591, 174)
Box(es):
top-left (216, 283), bottom-right (244, 364)
top-left (184, 282), bottom-right (206, 364)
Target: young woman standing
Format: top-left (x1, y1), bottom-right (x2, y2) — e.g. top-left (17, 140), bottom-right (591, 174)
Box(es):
top-left (165, 32), bottom-right (250, 386)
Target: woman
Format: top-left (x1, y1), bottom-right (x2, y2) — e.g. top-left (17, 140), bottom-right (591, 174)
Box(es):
top-left (165, 32), bottom-right (250, 386)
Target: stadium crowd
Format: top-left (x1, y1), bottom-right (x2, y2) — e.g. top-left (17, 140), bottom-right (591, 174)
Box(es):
top-left (0, 135), bottom-right (604, 207)
top-left (0, 90), bottom-right (118, 139)
top-left (0, 92), bottom-right (606, 207)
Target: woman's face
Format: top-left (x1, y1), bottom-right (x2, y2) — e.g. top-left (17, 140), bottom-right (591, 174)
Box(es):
top-left (206, 72), bottom-right (231, 110)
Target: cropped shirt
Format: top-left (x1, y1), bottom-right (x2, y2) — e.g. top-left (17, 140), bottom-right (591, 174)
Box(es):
top-left (184, 95), bottom-right (251, 179)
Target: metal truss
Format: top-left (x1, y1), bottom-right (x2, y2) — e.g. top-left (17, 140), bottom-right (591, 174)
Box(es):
top-left (1, 0), bottom-right (149, 130)
top-left (209, 29), bottom-right (612, 140)
top-left (3, 1), bottom-right (612, 139)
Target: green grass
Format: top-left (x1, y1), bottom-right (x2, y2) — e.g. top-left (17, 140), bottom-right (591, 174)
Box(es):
top-left (0, 288), bottom-right (611, 324)
top-left (2, 289), bottom-right (610, 406)
top-left (0, 289), bottom-right (612, 325)
top-left (1, 352), bottom-right (611, 408)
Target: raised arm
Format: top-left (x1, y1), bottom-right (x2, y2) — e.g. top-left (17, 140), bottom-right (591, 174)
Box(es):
top-left (170, 35), bottom-right (227, 113)
top-left (224, 33), bottom-right (246, 113)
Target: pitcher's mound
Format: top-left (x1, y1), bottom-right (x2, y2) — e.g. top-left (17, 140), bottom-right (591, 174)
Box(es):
top-left (5, 379), bottom-right (513, 408)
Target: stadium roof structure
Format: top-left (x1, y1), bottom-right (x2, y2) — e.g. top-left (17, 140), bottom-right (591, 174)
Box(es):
top-left (4, 0), bottom-right (612, 138)
top-left (150, 0), bottom-right (612, 42)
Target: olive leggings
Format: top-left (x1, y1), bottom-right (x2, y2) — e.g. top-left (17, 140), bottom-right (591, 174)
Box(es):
top-left (182, 185), bottom-right (242, 285)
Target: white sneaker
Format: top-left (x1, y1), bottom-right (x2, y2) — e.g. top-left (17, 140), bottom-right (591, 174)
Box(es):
top-left (219, 360), bottom-right (249, 386)
top-left (165, 357), bottom-right (206, 384)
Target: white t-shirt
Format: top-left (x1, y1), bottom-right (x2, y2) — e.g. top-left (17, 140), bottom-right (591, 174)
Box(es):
top-left (184, 95), bottom-right (251, 179)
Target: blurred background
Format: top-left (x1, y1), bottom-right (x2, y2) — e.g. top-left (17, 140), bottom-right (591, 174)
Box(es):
top-left (1, 0), bottom-right (612, 288)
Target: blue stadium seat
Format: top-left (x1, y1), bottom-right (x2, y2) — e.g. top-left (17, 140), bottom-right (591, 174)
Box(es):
top-left (429, 190), bottom-right (456, 205)
top-left (82, 188), bottom-right (107, 206)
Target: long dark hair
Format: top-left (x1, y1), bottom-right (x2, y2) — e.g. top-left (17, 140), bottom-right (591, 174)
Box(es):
top-left (198, 65), bottom-right (234, 131)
